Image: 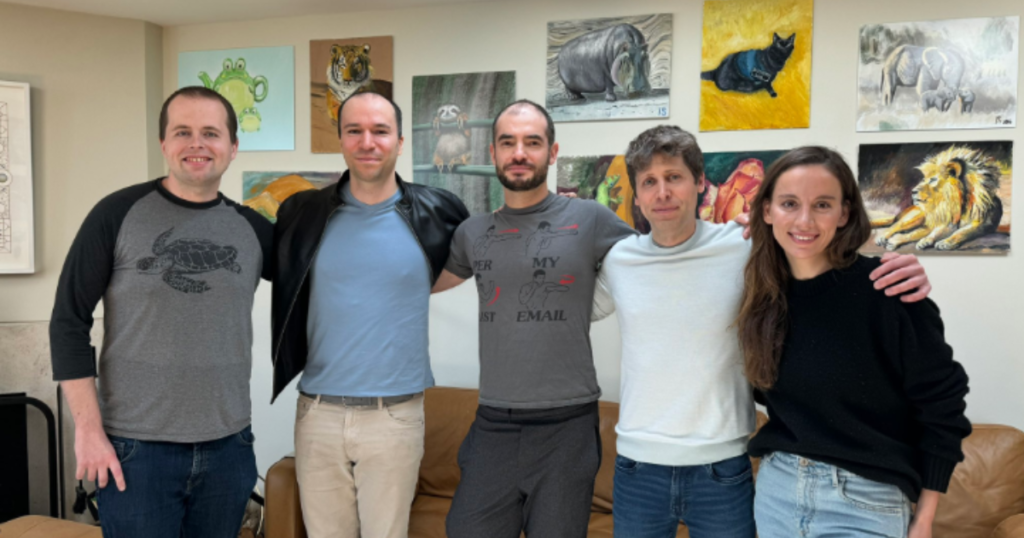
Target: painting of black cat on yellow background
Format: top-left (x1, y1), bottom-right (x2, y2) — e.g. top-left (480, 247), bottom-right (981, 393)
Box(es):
top-left (700, 0), bottom-right (813, 131)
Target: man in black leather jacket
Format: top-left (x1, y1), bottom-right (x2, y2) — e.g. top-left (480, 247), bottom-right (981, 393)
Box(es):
top-left (270, 92), bottom-right (468, 538)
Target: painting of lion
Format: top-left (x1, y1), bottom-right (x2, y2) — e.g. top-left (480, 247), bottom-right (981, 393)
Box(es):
top-left (868, 145), bottom-right (1007, 252)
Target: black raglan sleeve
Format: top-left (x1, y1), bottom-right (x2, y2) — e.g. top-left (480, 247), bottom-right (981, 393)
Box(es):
top-left (232, 203), bottom-right (274, 282)
top-left (49, 183), bottom-right (153, 381)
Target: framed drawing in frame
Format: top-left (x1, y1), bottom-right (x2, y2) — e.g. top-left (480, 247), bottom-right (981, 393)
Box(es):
top-left (0, 80), bottom-right (34, 274)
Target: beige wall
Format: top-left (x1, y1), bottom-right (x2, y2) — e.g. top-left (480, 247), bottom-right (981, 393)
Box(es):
top-left (0, 1), bottom-right (161, 519)
top-left (162, 0), bottom-right (1024, 478)
top-left (1, 0), bottom-right (1019, 499)
top-left (0, 2), bottom-right (162, 323)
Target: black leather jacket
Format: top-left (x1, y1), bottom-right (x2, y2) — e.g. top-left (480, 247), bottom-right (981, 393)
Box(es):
top-left (270, 171), bottom-right (469, 401)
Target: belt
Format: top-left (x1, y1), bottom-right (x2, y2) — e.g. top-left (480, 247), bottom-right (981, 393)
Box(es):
top-left (300, 391), bottom-right (420, 408)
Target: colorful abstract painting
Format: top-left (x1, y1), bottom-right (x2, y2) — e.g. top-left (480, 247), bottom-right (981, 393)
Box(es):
top-left (546, 14), bottom-right (672, 122)
top-left (310, 36), bottom-right (394, 154)
top-left (857, 17), bottom-right (1019, 131)
top-left (858, 141), bottom-right (1012, 254)
top-left (557, 155), bottom-right (649, 233)
top-left (700, 0), bottom-right (813, 131)
top-left (700, 150), bottom-right (787, 223)
top-left (411, 71), bottom-right (515, 215)
top-left (178, 46), bottom-right (295, 151)
top-left (242, 171), bottom-right (342, 222)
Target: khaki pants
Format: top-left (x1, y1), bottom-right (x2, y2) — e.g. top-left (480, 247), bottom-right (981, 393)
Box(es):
top-left (294, 393), bottom-right (425, 538)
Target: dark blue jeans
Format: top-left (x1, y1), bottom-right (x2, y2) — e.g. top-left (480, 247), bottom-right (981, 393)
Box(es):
top-left (612, 453), bottom-right (756, 538)
top-left (96, 426), bottom-right (258, 538)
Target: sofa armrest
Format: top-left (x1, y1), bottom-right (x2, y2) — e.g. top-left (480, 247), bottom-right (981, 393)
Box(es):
top-left (993, 514), bottom-right (1024, 538)
top-left (265, 456), bottom-right (307, 538)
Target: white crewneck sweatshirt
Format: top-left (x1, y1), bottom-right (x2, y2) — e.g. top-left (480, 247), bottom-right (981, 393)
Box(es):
top-left (595, 220), bottom-right (755, 466)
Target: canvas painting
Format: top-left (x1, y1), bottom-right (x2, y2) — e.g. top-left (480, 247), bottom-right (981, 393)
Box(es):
top-left (242, 171), bottom-right (342, 222)
top-left (178, 46), bottom-right (295, 151)
top-left (546, 14), bottom-right (672, 122)
top-left (557, 155), bottom-right (649, 233)
top-left (700, 0), bottom-right (813, 131)
top-left (0, 80), bottom-right (34, 273)
top-left (700, 150), bottom-right (787, 223)
top-left (857, 17), bottom-right (1019, 131)
top-left (411, 71), bottom-right (515, 215)
top-left (859, 141), bottom-right (1012, 255)
top-left (310, 36), bottom-right (394, 154)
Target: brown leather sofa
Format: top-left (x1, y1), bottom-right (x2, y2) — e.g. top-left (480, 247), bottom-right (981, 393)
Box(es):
top-left (3, 386), bottom-right (1020, 537)
top-left (272, 386), bottom-right (1024, 538)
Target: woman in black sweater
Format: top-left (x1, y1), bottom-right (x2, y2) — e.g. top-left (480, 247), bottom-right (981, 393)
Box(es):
top-left (736, 146), bottom-right (970, 538)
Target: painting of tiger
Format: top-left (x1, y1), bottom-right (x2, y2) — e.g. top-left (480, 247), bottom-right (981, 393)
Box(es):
top-left (326, 44), bottom-right (375, 123)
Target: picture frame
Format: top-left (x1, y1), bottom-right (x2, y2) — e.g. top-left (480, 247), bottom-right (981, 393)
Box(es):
top-left (0, 80), bottom-right (34, 274)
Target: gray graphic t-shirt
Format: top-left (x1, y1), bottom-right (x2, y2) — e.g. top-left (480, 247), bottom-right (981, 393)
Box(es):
top-left (50, 180), bottom-right (272, 442)
top-left (446, 193), bottom-right (635, 408)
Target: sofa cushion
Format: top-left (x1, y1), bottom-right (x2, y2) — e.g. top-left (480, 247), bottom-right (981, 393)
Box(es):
top-left (408, 495), bottom-right (451, 538)
top-left (417, 387), bottom-right (479, 499)
top-left (934, 424), bottom-right (1024, 538)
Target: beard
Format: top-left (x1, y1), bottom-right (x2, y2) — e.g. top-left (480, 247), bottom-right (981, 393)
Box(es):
top-left (496, 160), bottom-right (549, 192)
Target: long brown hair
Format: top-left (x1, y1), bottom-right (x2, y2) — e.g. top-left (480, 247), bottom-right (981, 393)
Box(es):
top-left (737, 146), bottom-right (872, 390)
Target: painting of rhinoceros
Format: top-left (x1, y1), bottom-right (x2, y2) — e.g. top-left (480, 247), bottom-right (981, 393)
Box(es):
top-left (546, 14), bottom-right (672, 122)
top-left (856, 16), bottom-right (1019, 131)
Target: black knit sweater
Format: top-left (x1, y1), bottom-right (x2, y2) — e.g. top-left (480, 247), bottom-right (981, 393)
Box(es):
top-left (747, 255), bottom-right (971, 502)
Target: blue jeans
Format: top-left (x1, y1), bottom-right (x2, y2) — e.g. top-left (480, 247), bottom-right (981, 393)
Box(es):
top-left (755, 451), bottom-right (913, 538)
top-left (612, 453), bottom-right (756, 538)
top-left (96, 426), bottom-right (258, 538)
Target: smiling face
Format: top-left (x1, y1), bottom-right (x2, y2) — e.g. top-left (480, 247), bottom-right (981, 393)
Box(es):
top-left (634, 153), bottom-right (705, 241)
top-left (763, 164), bottom-right (850, 279)
top-left (490, 106), bottom-right (558, 193)
top-left (161, 95), bottom-right (238, 192)
top-left (339, 93), bottom-right (404, 185)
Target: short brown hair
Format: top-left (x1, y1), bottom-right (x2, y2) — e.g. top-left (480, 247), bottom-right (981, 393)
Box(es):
top-left (159, 86), bottom-right (238, 144)
top-left (625, 125), bottom-right (704, 192)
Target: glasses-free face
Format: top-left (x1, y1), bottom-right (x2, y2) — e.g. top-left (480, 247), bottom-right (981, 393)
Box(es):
top-left (161, 96), bottom-right (238, 190)
top-left (490, 108), bottom-right (557, 192)
top-left (634, 154), bottom-right (705, 236)
top-left (763, 164), bottom-right (850, 278)
top-left (339, 94), bottom-right (404, 184)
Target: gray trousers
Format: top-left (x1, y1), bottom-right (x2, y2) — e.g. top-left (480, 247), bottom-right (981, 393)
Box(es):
top-left (445, 401), bottom-right (602, 538)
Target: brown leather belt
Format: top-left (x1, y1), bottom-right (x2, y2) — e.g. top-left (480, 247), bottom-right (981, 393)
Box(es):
top-left (300, 391), bottom-right (420, 408)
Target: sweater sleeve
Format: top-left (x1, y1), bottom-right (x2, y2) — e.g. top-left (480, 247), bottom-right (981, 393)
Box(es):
top-left (49, 185), bottom-right (149, 381)
top-left (897, 298), bottom-right (972, 493)
top-left (591, 267), bottom-right (616, 321)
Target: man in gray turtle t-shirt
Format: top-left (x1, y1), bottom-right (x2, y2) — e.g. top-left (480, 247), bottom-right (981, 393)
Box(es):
top-left (432, 100), bottom-right (635, 538)
top-left (49, 87), bottom-right (271, 538)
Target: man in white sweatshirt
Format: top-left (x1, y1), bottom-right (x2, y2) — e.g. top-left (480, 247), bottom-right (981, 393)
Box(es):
top-left (592, 126), bottom-right (932, 538)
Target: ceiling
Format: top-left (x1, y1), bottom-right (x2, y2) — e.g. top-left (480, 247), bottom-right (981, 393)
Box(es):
top-left (5, 0), bottom-right (494, 26)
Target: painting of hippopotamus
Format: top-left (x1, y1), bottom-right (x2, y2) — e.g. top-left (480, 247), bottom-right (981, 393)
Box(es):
top-left (547, 14), bottom-right (673, 122)
top-left (557, 24), bottom-right (651, 102)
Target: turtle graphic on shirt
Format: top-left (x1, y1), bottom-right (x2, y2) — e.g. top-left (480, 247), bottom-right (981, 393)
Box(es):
top-left (136, 227), bottom-right (242, 294)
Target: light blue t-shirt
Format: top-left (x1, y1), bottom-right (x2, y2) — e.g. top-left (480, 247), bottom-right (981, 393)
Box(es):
top-left (299, 183), bottom-right (433, 397)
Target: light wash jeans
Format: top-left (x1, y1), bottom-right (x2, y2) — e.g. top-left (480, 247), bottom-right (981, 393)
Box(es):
top-left (755, 451), bottom-right (913, 538)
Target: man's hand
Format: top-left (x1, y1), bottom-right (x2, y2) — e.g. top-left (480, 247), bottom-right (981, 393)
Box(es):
top-left (61, 378), bottom-right (126, 491)
top-left (734, 213), bottom-right (752, 239)
top-left (908, 518), bottom-right (933, 538)
top-left (75, 425), bottom-right (125, 491)
top-left (870, 252), bottom-right (931, 302)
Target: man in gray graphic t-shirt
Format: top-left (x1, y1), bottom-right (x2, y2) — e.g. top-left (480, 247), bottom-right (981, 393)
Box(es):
top-left (432, 100), bottom-right (634, 538)
top-left (50, 87), bottom-right (270, 538)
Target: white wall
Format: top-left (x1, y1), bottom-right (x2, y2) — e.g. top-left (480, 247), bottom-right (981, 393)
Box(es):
top-left (161, 0), bottom-right (1024, 479)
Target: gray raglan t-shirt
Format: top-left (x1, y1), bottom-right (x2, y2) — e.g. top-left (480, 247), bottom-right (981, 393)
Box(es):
top-left (445, 192), bottom-right (635, 409)
top-left (50, 180), bottom-right (272, 442)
